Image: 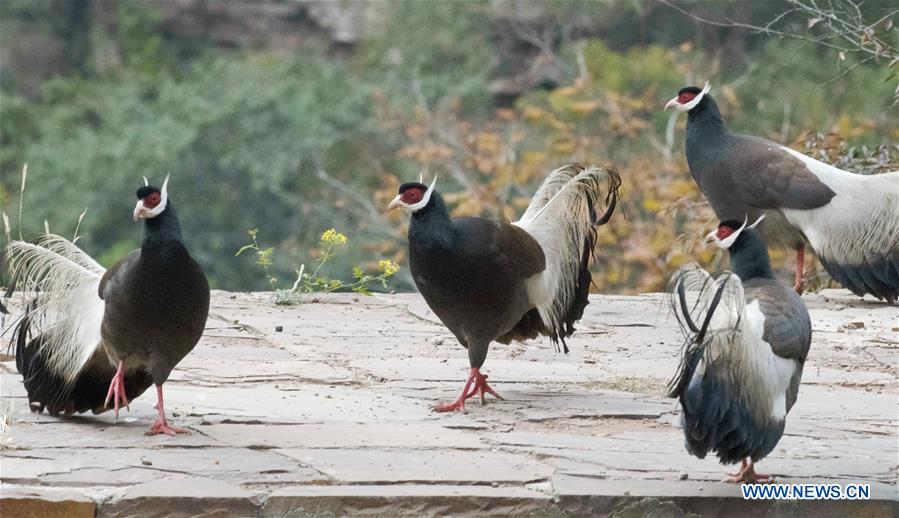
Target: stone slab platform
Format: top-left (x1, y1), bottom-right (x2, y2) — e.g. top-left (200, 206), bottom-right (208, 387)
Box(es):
top-left (1, 290), bottom-right (896, 516)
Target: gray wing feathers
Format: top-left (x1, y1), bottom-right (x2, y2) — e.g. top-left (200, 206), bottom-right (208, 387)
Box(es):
top-left (732, 136), bottom-right (836, 211)
top-left (747, 284), bottom-right (812, 362)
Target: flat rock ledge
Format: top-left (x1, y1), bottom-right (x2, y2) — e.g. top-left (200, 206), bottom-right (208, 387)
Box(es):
top-left (1, 290), bottom-right (896, 517)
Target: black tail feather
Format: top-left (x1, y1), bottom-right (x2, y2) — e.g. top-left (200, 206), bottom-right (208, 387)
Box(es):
top-left (666, 275), bottom-right (729, 399)
top-left (552, 168), bottom-right (621, 352)
top-left (681, 373), bottom-right (785, 464)
top-left (14, 301), bottom-right (152, 416)
top-left (819, 253), bottom-right (899, 303)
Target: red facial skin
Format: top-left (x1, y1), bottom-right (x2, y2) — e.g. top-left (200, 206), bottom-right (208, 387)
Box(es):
top-left (143, 192), bottom-right (162, 209)
top-left (716, 225), bottom-right (735, 240)
top-left (401, 188), bottom-right (424, 205)
top-left (678, 91), bottom-right (697, 104)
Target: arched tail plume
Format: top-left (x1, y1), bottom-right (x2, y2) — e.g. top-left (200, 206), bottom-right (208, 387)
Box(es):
top-left (503, 163), bottom-right (621, 352)
top-left (3, 235), bottom-right (109, 413)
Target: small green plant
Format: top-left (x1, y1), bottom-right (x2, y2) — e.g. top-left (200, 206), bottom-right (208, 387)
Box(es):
top-left (235, 229), bottom-right (277, 288)
top-left (236, 227), bottom-right (399, 304)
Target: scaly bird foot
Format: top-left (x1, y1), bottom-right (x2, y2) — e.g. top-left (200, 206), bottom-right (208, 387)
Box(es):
top-left (104, 361), bottom-right (130, 419)
top-left (724, 459), bottom-right (773, 483)
top-left (145, 419), bottom-right (190, 436)
top-left (434, 368), bottom-right (503, 413)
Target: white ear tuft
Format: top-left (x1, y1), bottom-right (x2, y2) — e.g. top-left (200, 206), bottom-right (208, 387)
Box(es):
top-left (680, 81), bottom-right (712, 111)
top-left (748, 213), bottom-right (766, 229)
top-left (717, 215), bottom-right (749, 249)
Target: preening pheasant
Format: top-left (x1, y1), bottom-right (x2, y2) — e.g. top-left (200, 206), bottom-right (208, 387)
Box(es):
top-left (4, 177), bottom-right (209, 435)
top-left (388, 164), bottom-right (620, 412)
top-left (666, 83), bottom-right (899, 302)
top-left (668, 217), bottom-right (811, 483)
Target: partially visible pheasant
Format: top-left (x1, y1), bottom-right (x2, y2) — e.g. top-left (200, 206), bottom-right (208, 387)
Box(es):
top-left (5, 177), bottom-right (209, 435)
top-left (668, 217), bottom-right (811, 483)
top-left (666, 83), bottom-right (899, 302)
top-left (388, 164), bottom-right (620, 412)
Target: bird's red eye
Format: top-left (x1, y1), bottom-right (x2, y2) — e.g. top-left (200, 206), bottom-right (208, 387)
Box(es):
top-left (144, 192), bottom-right (162, 209)
top-left (716, 226), bottom-right (734, 240)
top-left (678, 92), bottom-right (696, 104)
top-left (401, 188), bottom-right (423, 204)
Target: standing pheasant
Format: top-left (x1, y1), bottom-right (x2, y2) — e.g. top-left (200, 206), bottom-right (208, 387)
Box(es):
top-left (388, 164), bottom-right (620, 412)
top-left (6, 176), bottom-right (209, 435)
top-left (666, 83), bottom-right (899, 301)
top-left (668, 217), bottom-right (811, 482)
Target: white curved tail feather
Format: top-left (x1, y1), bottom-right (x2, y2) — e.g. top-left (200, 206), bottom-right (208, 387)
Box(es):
top-left (514, 164), bottom-right (620, 347)
top-left (4, 235), bottom-right (106, 385)
top-left (668, 264), bottom-right (794, 420)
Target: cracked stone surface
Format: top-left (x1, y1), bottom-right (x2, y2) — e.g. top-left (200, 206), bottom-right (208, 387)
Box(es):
top-left (1, 289), bottom-right (897, 516)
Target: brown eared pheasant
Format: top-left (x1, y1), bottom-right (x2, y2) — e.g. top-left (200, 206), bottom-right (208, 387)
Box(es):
top-left (5, 177), bottom-right (209, 435)
top-left (388, 164), bottom-right (620, 412)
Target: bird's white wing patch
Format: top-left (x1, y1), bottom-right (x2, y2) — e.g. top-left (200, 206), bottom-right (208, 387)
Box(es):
top-left (735, 299), bottom-right (795, 420)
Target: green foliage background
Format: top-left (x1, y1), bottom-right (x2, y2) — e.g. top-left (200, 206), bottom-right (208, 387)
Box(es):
top-left (1, 0), bottom-right (896, 292)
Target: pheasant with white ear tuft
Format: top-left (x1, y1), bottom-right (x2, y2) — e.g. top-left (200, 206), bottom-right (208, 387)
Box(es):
top-left (668, 220), bottom-right (811, 483)
top-left (5, 177), bottom-right (209, 436)
top-left (388, 164), bottom-right (620, 412)
top-left (666, 83), bottom-right (899, 302)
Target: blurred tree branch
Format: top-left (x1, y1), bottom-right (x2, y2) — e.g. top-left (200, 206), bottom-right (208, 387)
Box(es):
top-left (661, 0), bottom-right (898, 99)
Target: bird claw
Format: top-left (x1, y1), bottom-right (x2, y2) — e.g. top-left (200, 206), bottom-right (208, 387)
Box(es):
top-left (104, 361), bottom-right (130, 419)
top-left (724, 458), bottom-right (773, 483)
top-left (433, 399), bottom-right (467, 413)
top-left (145, 420), bottom-right (190, 436)
top-left (434, 368), bottom-right (503, 413)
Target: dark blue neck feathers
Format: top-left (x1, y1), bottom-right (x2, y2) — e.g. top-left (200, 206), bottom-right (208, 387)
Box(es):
top-left (686, 95), bottom-right (728, 140)
top-left (728, 228), bottom-right (775, 281)
top-left (141, 203), bottom-right (184, 257)
top-left (408, 192), bottom-right (456, 251)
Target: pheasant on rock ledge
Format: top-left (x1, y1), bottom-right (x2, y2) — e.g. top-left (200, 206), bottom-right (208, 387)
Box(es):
top-left (5, 176), bottom-right (210, 435)
top-left (668, 217), bottom-right (812, 483)
top-left (666, 83), bottom-right (899, 302)
top-left (388, 164), bottom-right (620, 412)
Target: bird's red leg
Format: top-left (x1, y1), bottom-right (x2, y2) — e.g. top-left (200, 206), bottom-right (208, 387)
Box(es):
top-left (793, 245), bottom-right (805, 294)
top-left (725, 458), bottom-right (749, 478)
top-left (725, 457), bottom-right (773, 483)
top-left (434, 368), bottom-right (503, 412)
top-left (104, 360), bottom-right (129, 419)
top-left (145, 384), bottom-right (189, 436)
top-left (466, 371), bottom-right (503, 405)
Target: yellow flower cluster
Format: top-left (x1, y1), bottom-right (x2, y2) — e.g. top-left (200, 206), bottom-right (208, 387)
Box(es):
top-left (378, 260), bottom-right (400, 277)
top-left (320, 228), bottom-right (348, 246)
